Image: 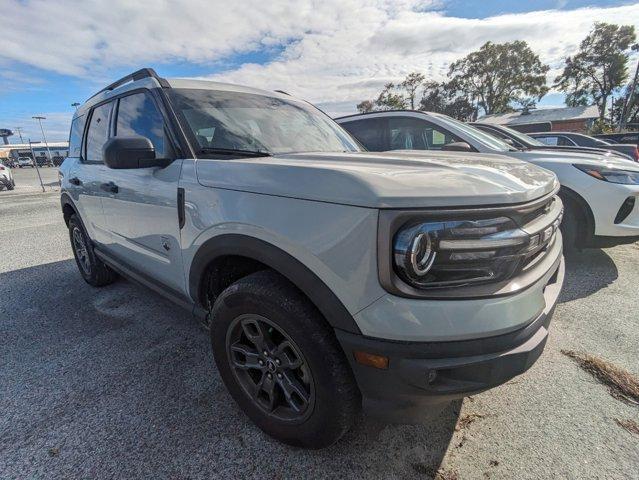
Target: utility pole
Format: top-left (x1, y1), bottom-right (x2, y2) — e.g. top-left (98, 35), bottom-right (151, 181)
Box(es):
top-left (33, 116), bottom-right (53, 164)
top-left (28, 139), bottom-right (46, 193)
top-left (619, 56), bottom-right (639, 132)
top-left (14, 127), bottom-right (25, 143)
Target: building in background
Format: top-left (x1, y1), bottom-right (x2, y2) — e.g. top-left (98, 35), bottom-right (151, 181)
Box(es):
top-left (0, 142), bottom-right (69, 164)
top-left (478, 105), bottom-right (599, 133)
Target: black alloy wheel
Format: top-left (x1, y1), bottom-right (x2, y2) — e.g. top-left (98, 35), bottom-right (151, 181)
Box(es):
top-left (226, 314), bottom-right (314, 422)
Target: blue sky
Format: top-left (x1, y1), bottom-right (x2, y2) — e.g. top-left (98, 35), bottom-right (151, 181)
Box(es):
top-left (2, 0), bottom-right (638, 141)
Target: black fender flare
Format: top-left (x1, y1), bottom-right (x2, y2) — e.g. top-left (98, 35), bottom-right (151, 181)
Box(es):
top-left (188, 234), bottom-right (361, 334)
top-left (60, 192), bottom-right (78, 226)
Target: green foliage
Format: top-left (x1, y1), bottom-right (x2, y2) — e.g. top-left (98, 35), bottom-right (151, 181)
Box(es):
top-left (555, 22), bottom-right (636, 120)
top-left (448, 40), bottom-right (549, 115)
top-left (375, 82), bottom-right (407, 110)
top-left (419, 81), bottom-right (475, 121)
top-left (588, 119), bottom-right (614, 135)
top-left (399, 72), bottom-right (426, 109)
top-left (356, 100), bottom-right (375, 113)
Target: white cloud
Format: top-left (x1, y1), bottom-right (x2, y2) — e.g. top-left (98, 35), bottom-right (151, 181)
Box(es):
top-left (3, 1), bottom-right (639, 119)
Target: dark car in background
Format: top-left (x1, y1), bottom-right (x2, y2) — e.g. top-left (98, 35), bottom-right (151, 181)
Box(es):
top-left (529, 132), bottom-right (638, 162)
top-left (472, 123), bottom-right (635, 160)
top-left (52, 155), bottom-right (65, 166)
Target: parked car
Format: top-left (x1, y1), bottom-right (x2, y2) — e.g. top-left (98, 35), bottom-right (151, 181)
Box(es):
top-left (594, 132), bottom-right (639, 146)
top-left (471, 123), bottom-right (633, 160)
top-left (336, 111), bottom-right (639, 250)
top-left (18, 157), bottom-right (34, 168)
top-left (52, 155), bottom-right (65, 167)
top-left (529, 132), bottom-right (639, 162)
top-left (0, 163), bottom-right (15, 190)
top-left (60, 68), bottom-right (564, 448)
top-left (35, 156), bottom-right (53, 167)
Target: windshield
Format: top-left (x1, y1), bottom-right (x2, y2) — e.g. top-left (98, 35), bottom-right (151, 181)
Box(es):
top-left (432, 114), bottom-right (516, 152)
top-left (168, 88), bottom-right (360, 155)
top-left (493, 124), bottom-right (545, 147)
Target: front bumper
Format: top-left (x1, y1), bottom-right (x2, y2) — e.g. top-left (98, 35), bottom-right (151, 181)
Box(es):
top-left (336, 258), bottom-right (564, 423)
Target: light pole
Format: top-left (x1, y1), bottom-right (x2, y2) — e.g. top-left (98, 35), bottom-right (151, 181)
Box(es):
top-left (15, 127), bottom-right (25, 144)
top-left (32, 116), bottom-right (53, 165)
top-left (71, 102), bottom-right (80, 109)
top-left (28, 139), bottom-right (46, 193)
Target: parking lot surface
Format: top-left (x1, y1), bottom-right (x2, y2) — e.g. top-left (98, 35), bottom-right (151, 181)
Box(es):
top-left (1, 169), bottom-right (638, 479)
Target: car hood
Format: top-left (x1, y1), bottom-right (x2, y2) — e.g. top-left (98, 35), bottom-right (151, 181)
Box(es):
top-left (510, 149), bottom-right (639, 170)
top-left (195, 150), bottom-right (558, 209)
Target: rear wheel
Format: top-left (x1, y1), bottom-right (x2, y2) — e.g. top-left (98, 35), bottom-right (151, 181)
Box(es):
top-left (68, 214), bottom-right (117, 287)
top-left (210, 270), bottom-right (360, 449)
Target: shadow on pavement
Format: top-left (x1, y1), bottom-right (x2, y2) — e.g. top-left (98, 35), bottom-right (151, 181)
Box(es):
top-left (0, 259), bottom-right (459, 478)
top-left (559, 248), bottom-right (618, 303)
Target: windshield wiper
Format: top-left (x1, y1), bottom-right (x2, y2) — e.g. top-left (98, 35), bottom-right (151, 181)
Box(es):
top-left (199, 147), bottom-right (271, 157)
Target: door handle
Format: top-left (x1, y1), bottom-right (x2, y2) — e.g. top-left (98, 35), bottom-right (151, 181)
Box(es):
top-left (69, 177), bottom-right (82, 186)
top-left (100, 181), bottom-right (119, 194)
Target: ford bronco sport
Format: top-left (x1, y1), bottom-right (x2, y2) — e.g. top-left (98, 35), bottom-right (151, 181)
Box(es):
top-left (60, 68), bottom-right (565, 449)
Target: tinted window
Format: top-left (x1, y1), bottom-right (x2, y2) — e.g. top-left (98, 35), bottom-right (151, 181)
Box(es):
top-left (536, 136), bottom-right (558, 146)
top-left (85, 102), bottom-right (113, 162)
top-left (68, 114), bottom-right (87, 158)
top-left (116, 92), bottom-right (168, 157)
top-left (388, 117), bottom-right (462, 150)
top-left (340, 118), bottom-right (386, 151)
top-left (557, 136), bottom-right (575, 146)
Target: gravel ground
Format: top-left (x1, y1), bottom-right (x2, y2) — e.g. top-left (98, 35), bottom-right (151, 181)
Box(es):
top-left (1, 169), bottom-right (638, 479)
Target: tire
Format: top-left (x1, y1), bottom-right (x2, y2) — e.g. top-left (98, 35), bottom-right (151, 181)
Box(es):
top-left (558, 192), bottom-right (584, 253)
top-left (6, 181), bottom-right (14, 191)
top-left (68, 214), bottom-right (118, 287)
top-left (210, 270), bottom-right (360, 449)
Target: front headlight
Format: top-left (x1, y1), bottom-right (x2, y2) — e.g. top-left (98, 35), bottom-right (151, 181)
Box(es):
top-left (393, 213), bottom-right (562, 290)
top-left (574, 164), bottom-right (639, 185)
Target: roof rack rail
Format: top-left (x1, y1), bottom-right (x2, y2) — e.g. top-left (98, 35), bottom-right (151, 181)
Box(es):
top-left (86, 68), bottom-right (169, 101)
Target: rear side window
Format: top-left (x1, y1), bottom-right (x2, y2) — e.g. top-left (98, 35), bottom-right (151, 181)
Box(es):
top-left (536, 136), bottom-right (557, 146)
top-left (340, 118), bottom-right (386, 151)
top-left (388, 117), bottom-right (462, 150)
top-left (115, 92), bottom-right (168, 158)
top-left (68, 114), bottom-right (87, 158)
top-left (85, 102), bottom-right (113, 162)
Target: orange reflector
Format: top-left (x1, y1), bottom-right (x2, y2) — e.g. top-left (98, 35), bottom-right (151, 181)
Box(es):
top-left (354, 350), bottom-right (389, 369)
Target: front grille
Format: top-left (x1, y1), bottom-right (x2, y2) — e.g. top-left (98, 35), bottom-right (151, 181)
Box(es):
top-left (515, 195), bottom-right (563, 271)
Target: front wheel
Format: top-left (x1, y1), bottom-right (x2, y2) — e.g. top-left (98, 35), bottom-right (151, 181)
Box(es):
top-left (210, 270), bottom-right (360, 449)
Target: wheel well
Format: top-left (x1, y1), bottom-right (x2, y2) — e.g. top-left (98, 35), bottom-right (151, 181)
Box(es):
top-left (200, 255), bottom-right (269, 311)
top-left (558, 186), bottom-right (595, 243)
top-left (62, 202), bottom-right (76, 226)
top-left (190, 234), bottom-right (361, 334)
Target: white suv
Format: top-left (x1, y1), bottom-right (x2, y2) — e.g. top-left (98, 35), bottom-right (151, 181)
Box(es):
top-left (60, 68), bottom-right (564, 448)
top-left (337, 111), bottom-right (639, 250)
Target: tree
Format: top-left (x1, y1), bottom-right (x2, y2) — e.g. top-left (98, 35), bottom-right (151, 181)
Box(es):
top-left (448, 40), bottom-right (549, 115)
top-left (399, 72), bottom-right (425, 109)
top-left (375, 82), bottom-right (407, 110)
top-left (419, 81), bottom-right (475, 121)
top-left (357, 100), bottom-right (374, 113)
top-left (555, 22), bottom-right (636, 121)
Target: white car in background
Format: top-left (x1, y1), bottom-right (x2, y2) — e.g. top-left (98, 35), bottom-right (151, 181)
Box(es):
top-left (18, 157), bottom-right (35, 168)
top-left (0, 163), bottom-right (15, 190)
top-left (336, 111), bottom-right (639, 250)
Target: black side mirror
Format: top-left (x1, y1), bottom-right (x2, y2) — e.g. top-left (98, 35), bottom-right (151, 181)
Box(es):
top-left (103, 136), bottom-right (168, 169)
top-left (441, 141), bottom-right (473, 152)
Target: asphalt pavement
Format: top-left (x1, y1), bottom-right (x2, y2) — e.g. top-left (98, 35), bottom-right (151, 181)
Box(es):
top-left (1, 168), bottom-right (638, 479)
